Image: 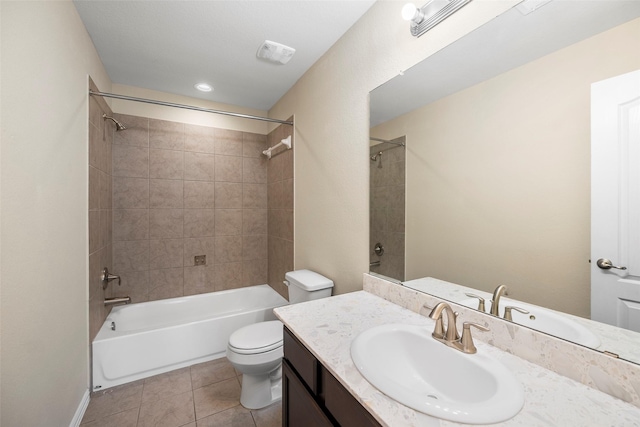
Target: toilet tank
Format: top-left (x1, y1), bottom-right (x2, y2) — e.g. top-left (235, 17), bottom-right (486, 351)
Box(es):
top-left (285, 269), bottom-right (334, 304)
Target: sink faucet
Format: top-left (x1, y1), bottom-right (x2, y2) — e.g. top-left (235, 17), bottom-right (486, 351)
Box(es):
top-left (428, 302), bottom-right (489, 354)
top-left (429, 302), bottom-right (459, 342)
top-left (490, 285), bottom-right (508, 317)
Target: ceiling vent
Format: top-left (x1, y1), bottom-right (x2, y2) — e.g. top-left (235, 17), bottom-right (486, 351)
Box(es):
top-left (256, 40), bottom-right (296, 65)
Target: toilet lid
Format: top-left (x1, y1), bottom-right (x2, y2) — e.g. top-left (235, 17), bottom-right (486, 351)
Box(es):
top-left (229, 320), bottom-right (283, 354)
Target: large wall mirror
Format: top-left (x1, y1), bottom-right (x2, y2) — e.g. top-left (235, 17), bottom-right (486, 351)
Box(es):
top-left (370, 0), bottom-right (640, 364)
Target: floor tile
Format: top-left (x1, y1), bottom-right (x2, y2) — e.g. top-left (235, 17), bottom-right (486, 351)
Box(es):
top-left (80, 407), bottom-right (139, 427)
top-left (82, 383), bottom-right (143, 423)
top-left (142, 367), bottom-right (192, 402)
top-left (138, 389), bottom-right (195, 427)
top-left (193, 378), bottom-right (242, 420)
top-left (251, 402), bottom-right (281, 427)
top-left (196, 405), bottom-right (256, 426)
top-left (190, 358), bottom-right (237, 390)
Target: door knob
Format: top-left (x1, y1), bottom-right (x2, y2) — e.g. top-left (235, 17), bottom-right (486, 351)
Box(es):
top-left (596, 258), bottom-right (627, 270)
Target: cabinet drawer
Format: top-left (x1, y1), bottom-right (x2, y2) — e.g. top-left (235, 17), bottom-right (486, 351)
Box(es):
top-left (284, 327), bottom-right (319, 394)
top-left (283, 360), bottom-right (333, 427)
top-left (321, 366), bottom-right (382, 427)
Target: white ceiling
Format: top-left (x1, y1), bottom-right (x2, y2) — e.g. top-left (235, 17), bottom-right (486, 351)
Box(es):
top-left (74, 0), bottom-right (376, 111)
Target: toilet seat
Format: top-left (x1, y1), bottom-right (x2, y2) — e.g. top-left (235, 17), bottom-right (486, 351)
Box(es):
top-left (228, 320), bottom-right (283, 355)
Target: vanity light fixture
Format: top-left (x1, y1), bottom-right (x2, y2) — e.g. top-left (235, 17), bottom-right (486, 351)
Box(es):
top-left (194, 83), bottom-right (213, 92)
top-left (402, 0), bottom-right (472, 38)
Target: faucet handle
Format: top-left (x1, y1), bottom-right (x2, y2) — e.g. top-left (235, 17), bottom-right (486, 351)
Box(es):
top-left (503, 306), bottom-right (529, 321)
top-left (464, 293), bottom-right (486, 312)
top-left (459, 322), bottom-right (490, 354)
top-left (101, 267), bottom-right (121, 290)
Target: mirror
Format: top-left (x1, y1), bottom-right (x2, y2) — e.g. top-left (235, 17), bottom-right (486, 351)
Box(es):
top-left (369, 0), bottom-right (640, 364)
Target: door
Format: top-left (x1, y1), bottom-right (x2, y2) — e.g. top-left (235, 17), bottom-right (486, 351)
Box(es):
top-left (591, 69), bottom-right (640, 331)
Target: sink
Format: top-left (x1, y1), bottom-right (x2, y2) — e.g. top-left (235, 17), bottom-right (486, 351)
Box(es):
top-left (351, 323), bottom-right (524, 424)
top-left (459, 298), bottom-right (601, 349)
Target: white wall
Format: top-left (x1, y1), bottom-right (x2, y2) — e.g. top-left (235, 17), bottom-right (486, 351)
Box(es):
top-left (269, 0), bottom-right (518, 294)
top-left (1, 1), bottom-right (111, 425)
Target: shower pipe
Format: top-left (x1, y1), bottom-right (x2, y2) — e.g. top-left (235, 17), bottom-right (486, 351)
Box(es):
top-left (89, 90), bottom-right (294, 126)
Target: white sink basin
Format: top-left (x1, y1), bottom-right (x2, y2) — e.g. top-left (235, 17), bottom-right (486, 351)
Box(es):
top-left (351, 323), bottom-right (524, 424)
top-left (459, 298), bottom-right (601, 349)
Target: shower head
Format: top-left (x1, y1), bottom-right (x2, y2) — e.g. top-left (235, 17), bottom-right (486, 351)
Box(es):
top-left (370, 151), bottom-right (383, 161)
top-left (103, 114), bottom-right (127, 131)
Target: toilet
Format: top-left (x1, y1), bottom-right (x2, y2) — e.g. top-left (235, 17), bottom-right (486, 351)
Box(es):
top-left (226, 269), bottom-right (334, 409)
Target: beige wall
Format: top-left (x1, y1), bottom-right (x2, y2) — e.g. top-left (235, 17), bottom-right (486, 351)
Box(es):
top-left (1, 1), bottom-right (111, 425)
top-left (268, 0), bottom-right (518, 294)
top-left (371, 18), bottom-right (640, 317)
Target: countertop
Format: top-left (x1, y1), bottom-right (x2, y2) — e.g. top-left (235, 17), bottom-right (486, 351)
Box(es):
top-left (274, 291), bottom-right (640, 426)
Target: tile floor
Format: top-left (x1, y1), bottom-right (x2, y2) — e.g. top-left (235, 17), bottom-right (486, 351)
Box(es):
top-left (80, 358), bottom-right (281, 427)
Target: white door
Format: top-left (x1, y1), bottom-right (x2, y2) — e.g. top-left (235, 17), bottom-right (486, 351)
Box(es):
top-left (591, 69), bottom-right (640, 331)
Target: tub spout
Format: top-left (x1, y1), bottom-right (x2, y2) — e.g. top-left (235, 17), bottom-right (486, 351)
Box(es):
top-left (104, 296), bottom-right (131, 306)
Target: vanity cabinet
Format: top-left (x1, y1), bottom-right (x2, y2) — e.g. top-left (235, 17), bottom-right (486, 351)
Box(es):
top-left (283, 327), bottom-right (382, 427)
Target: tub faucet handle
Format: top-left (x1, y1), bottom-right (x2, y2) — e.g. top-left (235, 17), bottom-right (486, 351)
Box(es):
top-left (101, 267), bottom-right (121, 290)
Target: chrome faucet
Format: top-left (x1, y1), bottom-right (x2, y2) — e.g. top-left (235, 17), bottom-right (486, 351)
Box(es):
top-left (490, 284), bottom-right (508, 317)
top-left (101, 267), bottom-right (121, 290)
top-left (427, 302), bottom-right (489, 354)
top-left (104, 296), bottom-right (131, 306)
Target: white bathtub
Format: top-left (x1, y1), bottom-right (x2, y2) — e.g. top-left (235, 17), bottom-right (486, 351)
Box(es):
top-left (92, 284), bottom-right (288, 390)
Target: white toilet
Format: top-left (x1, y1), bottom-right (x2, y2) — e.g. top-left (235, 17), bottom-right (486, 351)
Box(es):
top-left (226, 269), bottom-right (334, 409)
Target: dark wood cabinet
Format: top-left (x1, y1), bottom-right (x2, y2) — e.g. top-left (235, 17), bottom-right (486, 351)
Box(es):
top-left (282, 327), bottom-right (382, 427)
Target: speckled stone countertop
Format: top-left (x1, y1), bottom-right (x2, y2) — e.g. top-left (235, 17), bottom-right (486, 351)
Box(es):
top-left (274, 291), bottom-right (640, 426)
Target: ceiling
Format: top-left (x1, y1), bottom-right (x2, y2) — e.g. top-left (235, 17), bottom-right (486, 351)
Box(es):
top-left (73, 0), bottom-right (376, 111)
top-left (371, 0), bottom-right (640, 127)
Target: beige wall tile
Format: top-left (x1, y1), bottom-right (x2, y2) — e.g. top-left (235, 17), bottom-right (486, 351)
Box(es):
top-left (148, 268), bottom-right (184, 300)
top-left (283, 178), bottom-right (293, 210)
top-left (113, 177), bottom-right (149, 209)
top-left (89, 166), bottom-right (100, 210)
top-left (149, 209), bottom-right (184, 239)
top-left (184, 237), bottom-right (215, 267)
top-left (243, 209), bottom-right (267, 235)
top-left (184, 209), bottom-right (215, 238)
top-left (282, 210), bottom-right (293, 242)
top-left (242, 235), bottom-right (267, 261)
top-left (267, 151), bottom-right (283, 183)
top-left (184, 265), bottom-right (215, 296)
top-left (184, 152), bottom-right (215, 181)
top-left (149, 149), bottom-right (184, 180)
top-left (149, 119), bottom-right (184, 151)
top-left (243, 132), bottom-right (267, 158)
top-left (215, 209), bottom-right (242, 236)
top-left (149, 239), bottom-right (184, 269)
top-left (99, 170), bottom-right (111, 210)
top-left (243, 157), bottom-right (267, 184)
top-left (113, 240), bottom-right (149, 273)
top-left (89, 122), bottom-right (103, 170)
top-left (113, 114), bottom-right (149, 147)
top-left (149, 179), bottom-right (183, 209)
top-left (214, 182), bottom-right (242, 208)
top-left (113, 209), bottom-right (149, 241)
top-left (118, 270), bottom-right (149, 303)
top-left (214, 235), bottom-right (242, 264)
top-left (184, 181), bottom-right (215, 209)
top-left (267, 182), bottom-right (283, 210)
top-left (89, 211), bottom-right (100, 254)
top-left (215, 262), bottom-right (243, 291)
top-left (215, 155), bottom-right (243, 183)
top-left (185, 124), bottom-right (215, 153)
top-left (215, 129), bottom-right (243, 156)
top-left (243, 184), bottom-right (267, 209)
top-left (243, 258), bottom-right (267, 286)
top-left (113, 145), bottom-right (149, 178)
top-left (282, 148), bottom-right (293, 181)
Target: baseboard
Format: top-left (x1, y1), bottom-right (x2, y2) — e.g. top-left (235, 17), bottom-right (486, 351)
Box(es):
top-left (69, 389), bottom-right (90, 427)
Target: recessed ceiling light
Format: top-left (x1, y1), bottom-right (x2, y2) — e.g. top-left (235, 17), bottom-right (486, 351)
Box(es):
top-left (194, 83), bottom-right (213, 92)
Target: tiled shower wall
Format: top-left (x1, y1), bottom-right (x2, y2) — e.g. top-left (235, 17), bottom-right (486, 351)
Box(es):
top-left (110, 113), bottom-right (270, 303)
top-left (369, 138), bottom-right (406, 281)
top-left (267, 122), bottom-right (294, 298)
top-left (88, 80), bottom-right (113, 341)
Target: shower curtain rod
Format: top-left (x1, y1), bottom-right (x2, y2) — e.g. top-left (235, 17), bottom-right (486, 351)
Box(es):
top-left (89, 90), bottom-right (294, 126)
top-left (370, 137), bottom-right (405, 146)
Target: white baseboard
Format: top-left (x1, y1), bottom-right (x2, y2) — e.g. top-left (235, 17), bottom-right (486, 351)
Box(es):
top-left (69, 389), bottom-right (90, 427)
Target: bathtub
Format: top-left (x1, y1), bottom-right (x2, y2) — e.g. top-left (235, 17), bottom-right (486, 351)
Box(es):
top-left (92, 284), bottom-right (288, 390)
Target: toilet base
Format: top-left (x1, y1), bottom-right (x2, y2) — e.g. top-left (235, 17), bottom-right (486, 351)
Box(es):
top-left (239, 364), bottom-right (283, 409)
